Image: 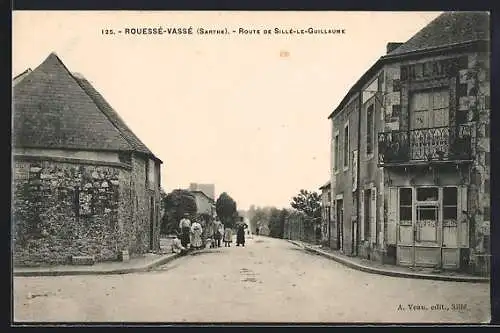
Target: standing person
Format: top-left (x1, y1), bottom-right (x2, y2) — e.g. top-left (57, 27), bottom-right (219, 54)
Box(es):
top-left (214, 218), bottom-right (224, 248)
top-left (256, 226), bottom-right (260, 236)
top-left (223, 223), bottom-right (233, 247)
top-left (190, 219), bottom-right (203, 250)
top-left (206, 219), bottom-right (216, 248)
top-left (236, 222), bottom-right (248, 247)
top-left (179, 213), bottom-right (192, 249)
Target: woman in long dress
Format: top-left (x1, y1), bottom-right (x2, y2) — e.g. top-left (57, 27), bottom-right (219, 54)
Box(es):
top-left (236, 223), bottom-right (248, 247)
top-left (190, 220), bottom-right (203, 250)
top-left (223, 225), bottom-right (233, 247)
top-left (214, 219), bottom-right (224, 248)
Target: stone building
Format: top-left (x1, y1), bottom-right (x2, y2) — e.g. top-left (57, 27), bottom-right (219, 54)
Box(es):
top-left (190, 190), bottom-right (216, 219)
top-left (328, 12), bottom-right (490, 274)
top-left (12, 53), bottom-right (163, 266)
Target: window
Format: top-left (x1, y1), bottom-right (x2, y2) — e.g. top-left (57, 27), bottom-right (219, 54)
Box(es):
top-left (366, 105), bottom-right (374, 155)
top-left (410, 89), bottom-right (450, 129)
top-left (442, 187), bottom-right (458, 220)
top-left (343, 124), bottom-right (349, 169)
top-left (483, 206), bottom-right (490, 221)
top-left (334, 133), bottom-right (339, 172)
top-left (393, 79), bottom-right (401, 92)
top-left (391, 105), bottom-right (401, 118)
top-left (417, 187), bottom-right (438, 201)
top-left (399, 188), bottom-right (412, 224)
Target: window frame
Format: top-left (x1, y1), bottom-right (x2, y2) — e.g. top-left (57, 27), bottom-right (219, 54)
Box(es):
top-left (366, 103), bottom-right (375, 158)
top-left (334, 131), bottom-right (340, 174)
top-left (343, 121), bottom-right (349, 171)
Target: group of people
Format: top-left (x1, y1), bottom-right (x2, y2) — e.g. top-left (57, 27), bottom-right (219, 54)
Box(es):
top-left (172, 213), bottom-right (249, 254)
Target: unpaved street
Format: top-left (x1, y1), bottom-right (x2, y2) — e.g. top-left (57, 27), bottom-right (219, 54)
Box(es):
top-left (14, 237), bottom-right (490, 323)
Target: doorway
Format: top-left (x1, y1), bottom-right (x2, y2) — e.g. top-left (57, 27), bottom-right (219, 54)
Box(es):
top-left (396, 186), bottom-right (463, 269)
top-left (336, 199), bottom-right (344, 251)
top-left (149, 196), bottom-right (155, 251)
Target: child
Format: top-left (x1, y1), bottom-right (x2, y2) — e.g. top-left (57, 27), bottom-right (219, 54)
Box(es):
top-left (171, 233), bottom-right (187, 255)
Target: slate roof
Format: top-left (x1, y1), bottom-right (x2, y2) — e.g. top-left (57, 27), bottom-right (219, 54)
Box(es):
top-left (388, 11), bottom-right (490, 56)
top-left (72, 73), bottom-right (154, 156)
top-left (13, 53), bottom-right (161, 161)
top-left (328, 11), bottom-right (490, 119)
top-left (13, 68), bottom-right (32, 86)
top-left (190, 190), bottom-right (215, 203)
top-left (319, 181), bottom-right (331, 190)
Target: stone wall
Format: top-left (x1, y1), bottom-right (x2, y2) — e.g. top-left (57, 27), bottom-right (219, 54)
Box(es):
top-left (466, 52), bottom-right (491, 275)
top-left (126, 154), bottom-right (161, 255)
top-left (12, 158), bottom-right (128, 266)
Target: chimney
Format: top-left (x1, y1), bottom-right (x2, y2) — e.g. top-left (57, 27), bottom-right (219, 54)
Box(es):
top-left (386, 42), bottom-right (404, 54)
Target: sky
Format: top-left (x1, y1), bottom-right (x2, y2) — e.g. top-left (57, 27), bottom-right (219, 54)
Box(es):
top-left (12, 11), bottom-right (441, 210)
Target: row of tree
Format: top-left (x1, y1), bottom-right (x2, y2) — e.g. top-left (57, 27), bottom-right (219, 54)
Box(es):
top-left (246, 189), bottom-right (322, 239)
top-left (159, 187), bottom-right (322, 238)
top-left (160, 189), bottom-right (240, 235)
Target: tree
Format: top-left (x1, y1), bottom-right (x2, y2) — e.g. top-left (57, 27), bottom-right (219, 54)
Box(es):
top-left (268, 208), bottom-right (281, 238)
top-left (216, 192), bottom-right (238, 228)
top-left (249, 207), bottom-right (268, 233)
top-left (290, 189), bottom-right (321, 220)
top-left (268, 208), bottom-right (290, 239)
top-left (161, 189), bottom-right (197, 234)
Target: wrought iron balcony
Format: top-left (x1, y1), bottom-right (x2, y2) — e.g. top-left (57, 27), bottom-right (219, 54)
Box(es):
top-left (378, 124), bottom-right (473, 165)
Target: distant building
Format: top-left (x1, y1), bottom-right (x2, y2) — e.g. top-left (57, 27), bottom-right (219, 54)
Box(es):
top-left (12, 53), bottom-right (163, 266)
top-left (190, 190), bottom-right (216, 219)
top-left (328, 12), bottom-right (490, 274)
top-left (189, 183), bottom-right (215, 200)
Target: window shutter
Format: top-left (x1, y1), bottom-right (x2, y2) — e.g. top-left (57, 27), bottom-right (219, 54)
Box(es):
top-left (386, 187), bottom-right (398, 245)
top-left (371, 186), bottom-right (377, 244)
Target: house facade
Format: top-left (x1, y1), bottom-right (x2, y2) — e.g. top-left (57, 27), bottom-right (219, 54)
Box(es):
top-left (328, 12), bottom-right (490, 274)
top-left (191, 190), bottom-right (216, 219)
top-left (12, 53), bottom-right (163, 266)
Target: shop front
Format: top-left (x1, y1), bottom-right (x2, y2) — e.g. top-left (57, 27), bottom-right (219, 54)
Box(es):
top-left (394, 185), bottom-right (468, 270)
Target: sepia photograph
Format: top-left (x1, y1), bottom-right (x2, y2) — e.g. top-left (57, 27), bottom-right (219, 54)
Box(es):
top-left (11, 10), bottom-right (491, 324)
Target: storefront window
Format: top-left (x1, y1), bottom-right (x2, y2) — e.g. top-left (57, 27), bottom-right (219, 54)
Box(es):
top-left (443, 187), bottom-right (458, 220)
top-left (399, 188), bottom-right (412, 224)
top-left (417, 187), bottom-right (438, 201)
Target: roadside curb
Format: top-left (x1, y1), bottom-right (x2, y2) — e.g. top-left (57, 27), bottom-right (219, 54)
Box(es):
top-left (13, 253), bottom-right (182, 277)
top-left (288, 240), bottom-right (489, 283)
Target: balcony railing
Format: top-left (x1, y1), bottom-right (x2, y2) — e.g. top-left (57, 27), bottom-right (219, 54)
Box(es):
top-left (378, 124), bottom-right (473, 164)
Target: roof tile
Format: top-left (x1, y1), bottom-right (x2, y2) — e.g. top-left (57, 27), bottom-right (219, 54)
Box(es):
top-left (389, 11), bottom-right (490, 56)
top-left (13, 53), bottom-right (160, 161)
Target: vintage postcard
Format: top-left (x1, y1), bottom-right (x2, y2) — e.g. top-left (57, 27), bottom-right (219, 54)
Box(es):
top-left (12, 11), bottom-right (491, 324)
